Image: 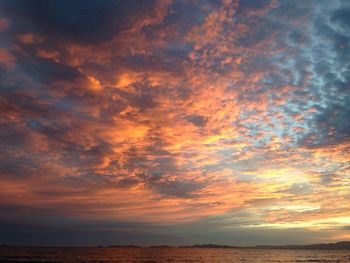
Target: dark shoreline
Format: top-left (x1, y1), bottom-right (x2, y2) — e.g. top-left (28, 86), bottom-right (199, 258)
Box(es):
top-left (1, 241), bottom-right (350, 250)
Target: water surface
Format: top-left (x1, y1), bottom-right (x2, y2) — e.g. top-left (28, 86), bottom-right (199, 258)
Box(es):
top-left (1, 247), bottom-right (349, 262)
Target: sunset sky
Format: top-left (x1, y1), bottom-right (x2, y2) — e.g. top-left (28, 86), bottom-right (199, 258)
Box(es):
top-left (0, 0), bottom-right (349, 246)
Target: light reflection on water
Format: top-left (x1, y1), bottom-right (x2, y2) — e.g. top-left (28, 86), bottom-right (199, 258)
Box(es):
top-left (0, 247), bottom-right (350, 262)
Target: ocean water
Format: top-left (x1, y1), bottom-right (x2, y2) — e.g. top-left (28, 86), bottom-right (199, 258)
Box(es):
top-left (0, 247), bottom-right (349, 262)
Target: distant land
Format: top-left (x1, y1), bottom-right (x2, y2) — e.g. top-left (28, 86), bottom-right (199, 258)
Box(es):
top-left (2, 241), bottom-right (350, 249)
top-left (181, 241), bottom-right (350, 250)
top-left (102, 242), bottom-right (350, 250)
top-left (108, 242), bottom-right (350, 250)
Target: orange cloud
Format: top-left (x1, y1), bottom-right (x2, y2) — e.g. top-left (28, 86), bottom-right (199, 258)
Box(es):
top-left (0, 0), bottom-right (349, 242)
top-left (0, 48), bottom-right (15, 68)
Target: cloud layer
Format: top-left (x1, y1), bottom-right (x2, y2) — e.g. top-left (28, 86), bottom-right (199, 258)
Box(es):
top-left (0, 0), bottom-right (349, 245)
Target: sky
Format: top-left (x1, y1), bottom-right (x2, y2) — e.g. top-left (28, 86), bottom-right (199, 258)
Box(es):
top-left (0, 0), bottom-right (349, 246)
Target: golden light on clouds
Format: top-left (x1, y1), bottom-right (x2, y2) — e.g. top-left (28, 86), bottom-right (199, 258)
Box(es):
top-left (0, 0), bottom-right (349, 246)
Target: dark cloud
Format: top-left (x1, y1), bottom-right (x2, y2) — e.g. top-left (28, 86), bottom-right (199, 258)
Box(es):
top-left (17, 56), bottom-right (83, 83)
top-left (186, 115), bottom-right (208, 127)
top-left (153, 178), bottom-right (205, 198)
top-left (331, 8), bottom-right (350, 30)
top-left (0, 221), bottom-right (183, 247)
top-left (238, 0), bottom-right (271, 10)
top-left (0, 0), bottom-right (157, 44)
top-left (0, 157), bottom-right (38, 179)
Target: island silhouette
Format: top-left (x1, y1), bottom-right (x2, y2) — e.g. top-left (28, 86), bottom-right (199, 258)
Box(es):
top-left (103, 241), bottom-right (350, 250)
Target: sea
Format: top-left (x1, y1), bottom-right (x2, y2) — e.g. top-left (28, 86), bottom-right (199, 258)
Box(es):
top-left (0, 247), bottom-right (349, 262)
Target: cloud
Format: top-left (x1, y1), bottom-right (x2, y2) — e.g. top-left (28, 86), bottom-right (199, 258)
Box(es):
top-left (0, 48), bottom-right (15, 68)
top-left (186, 115), bottom-right (208, 127)
top-left (1, 0), bottom-right (153, 44)
top-left (0, 0), bottom-right (349, 245)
